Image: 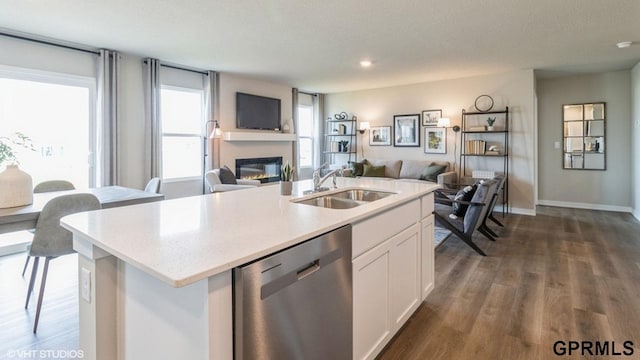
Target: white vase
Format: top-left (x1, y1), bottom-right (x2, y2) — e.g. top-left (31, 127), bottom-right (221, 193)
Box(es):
top-left (0, 164), bottom-right (34, 208)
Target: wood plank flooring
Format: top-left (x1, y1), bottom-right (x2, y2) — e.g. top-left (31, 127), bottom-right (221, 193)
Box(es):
top-left (0, 206), bottom-right (639, 359)
top-left (0, 253), bottom-right (78, 359)
top-left (380, 206), bottom-right (640, 360)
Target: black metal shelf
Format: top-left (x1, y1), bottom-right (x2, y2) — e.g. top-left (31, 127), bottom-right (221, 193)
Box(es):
top-left (461, 154), bottom-right (508, 157)
top-left (462, 130), bottom-right (508, 134)
top-left (460, 107), bottom-right (509, 215)
top-left (325, 134), bottom-right (357, 137)
top-left (323, 151), bottom-right (356, 154)
top-left (326, 120), bottom-right (356, 123)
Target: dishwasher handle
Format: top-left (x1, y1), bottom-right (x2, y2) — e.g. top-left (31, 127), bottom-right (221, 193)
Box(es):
top-left (297, 260), bottom-right (320, 280)
top-left (260, 248), bottom-right (343, 300)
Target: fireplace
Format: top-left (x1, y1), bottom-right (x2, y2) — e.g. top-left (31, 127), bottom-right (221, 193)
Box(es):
top-left (235, 157), bottom-right (283, 184)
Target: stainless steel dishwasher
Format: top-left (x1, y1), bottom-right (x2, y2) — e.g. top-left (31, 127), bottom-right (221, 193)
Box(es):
top-left (233, 225), bottom-right (352, 360)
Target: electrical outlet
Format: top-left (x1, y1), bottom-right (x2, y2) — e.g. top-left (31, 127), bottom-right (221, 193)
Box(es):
top-left (81, 267), bottom-right (91, 303)
top-left (554, 141), bottom-right (561, 149)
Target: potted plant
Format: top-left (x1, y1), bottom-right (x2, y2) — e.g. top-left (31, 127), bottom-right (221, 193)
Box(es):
top-left (280, 161), bottom-right (294, 195)
top-left (0, 132), bottom-right (36, 208)
top-left (486, 117), bottom-right (496, 131)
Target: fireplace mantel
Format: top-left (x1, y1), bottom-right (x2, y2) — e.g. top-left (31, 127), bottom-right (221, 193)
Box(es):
top-left (223, 131), bottom-right (296, 142)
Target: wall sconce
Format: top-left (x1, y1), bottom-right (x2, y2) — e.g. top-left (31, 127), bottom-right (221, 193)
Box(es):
top-left (437, 118), bottom-right (460, 132)
top-left (358, 121), bottom-right (370, 134)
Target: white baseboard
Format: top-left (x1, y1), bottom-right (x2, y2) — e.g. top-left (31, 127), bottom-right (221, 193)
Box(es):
top-left (537, 200), bottom-right (633, 213)
top-left (493, 204), bottom-right (536, 216)
top-left (633, 209), bottom-right (640, 222)
top-left (0, 231), bottom-right (31, 257)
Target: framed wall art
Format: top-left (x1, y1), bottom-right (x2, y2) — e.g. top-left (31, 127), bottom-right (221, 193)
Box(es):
top-left (393, 114), bottom-right (420, 147)
top-left (425, 127), bottom-right (446, 153)
top-left (422, 109), bottom-right (442, 127)
top-left (369, 126), bottom-right (391, 146)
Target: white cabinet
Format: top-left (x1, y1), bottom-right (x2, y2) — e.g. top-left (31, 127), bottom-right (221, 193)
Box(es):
top-left (389, 225), bottom-right (421, 328)
top-left (352, 223), bottom-right (420, 360)
top-left (353, 239), bottom-right (392, 360)
top-left (352, 193), bottom-right (435, 360)
top-left (420, 216), bottom-right (434, 300)
top-left (420, 193), bottom-right (435, 301)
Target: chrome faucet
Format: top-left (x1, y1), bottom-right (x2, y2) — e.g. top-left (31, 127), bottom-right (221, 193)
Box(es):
top-left (312, 163), bottom-right (343, 192)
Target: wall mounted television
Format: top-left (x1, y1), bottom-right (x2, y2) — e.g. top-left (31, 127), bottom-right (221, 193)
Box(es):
top-left (236, 92), bottom-right (281, 131)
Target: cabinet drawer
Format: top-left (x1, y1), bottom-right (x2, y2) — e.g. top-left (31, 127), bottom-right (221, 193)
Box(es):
top-left (420, 193), bottom-right (434, 220)
top-left (352, 200), bottom-right (420, 258)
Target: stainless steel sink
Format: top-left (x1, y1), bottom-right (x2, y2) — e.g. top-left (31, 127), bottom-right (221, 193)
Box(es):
top-left (294, 189), bottom-right (395, 209)
top-left (295, 196), bottom-right (362, 209)
top-left (329, 189), bottom-right (394, 202)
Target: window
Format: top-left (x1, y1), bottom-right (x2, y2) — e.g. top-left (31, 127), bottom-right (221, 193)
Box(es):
top-left (160, 86), bottom-right (204, 180)
top-left (0, 68), bottom-right (95, 188)
top-left (297, 105), bottom-right (314, 168)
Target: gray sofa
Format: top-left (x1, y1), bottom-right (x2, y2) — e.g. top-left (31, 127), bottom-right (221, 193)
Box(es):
top-left (347, 158), bottom-right (457, 186)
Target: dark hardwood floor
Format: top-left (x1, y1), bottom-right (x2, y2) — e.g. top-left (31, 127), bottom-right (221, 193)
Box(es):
top-left (380, 206), bottom-right (640, 360)
top-left (1, 206), bottom-right (639, 359)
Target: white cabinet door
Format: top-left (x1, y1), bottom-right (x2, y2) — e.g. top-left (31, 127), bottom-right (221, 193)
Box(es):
top-left (389, 223), bottom-right (421, 328)
top-left (420, 215), bottom-right (435, 300)
top-left (353, 241), bottom-right (392, 360)
top-left (352, 223), bottom-right (421, 360)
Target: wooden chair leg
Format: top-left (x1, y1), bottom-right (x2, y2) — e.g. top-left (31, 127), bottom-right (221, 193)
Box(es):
top-left (33, 258), bottom-right (51, 333)
top-left (25, 257), bottom-right (40, 309)
top-left (21, 255), bottom-right (31, 277)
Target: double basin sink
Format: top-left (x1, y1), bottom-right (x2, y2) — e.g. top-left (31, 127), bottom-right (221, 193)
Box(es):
top-left (294, 188), bottom-right (395, 209)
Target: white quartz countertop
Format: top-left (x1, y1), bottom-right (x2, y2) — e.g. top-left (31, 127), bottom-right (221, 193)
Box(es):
top-left (61, 178), bottom-right (439, 287)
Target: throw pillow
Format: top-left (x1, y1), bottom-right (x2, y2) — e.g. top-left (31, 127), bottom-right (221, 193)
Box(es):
top-left (420, 164), bottom-right (448, 182)
top-left (348, 160), bottom-right (366, 177)
top-left (218, 165), bottom-right (238, 184)
top-left (451, 184), bottom-right (477, 217)
top-left (362, 164), bottom-right (386, 177)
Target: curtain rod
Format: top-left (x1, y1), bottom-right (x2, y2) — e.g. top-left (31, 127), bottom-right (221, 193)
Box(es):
top-left (298, 91), bottom-right (319, 96)
top-left (143, 60), bottom-right (208, 75)
top-left (0, 31), bottom-right (99, 55)
top-left (161, 63), bottom-right (208, 75)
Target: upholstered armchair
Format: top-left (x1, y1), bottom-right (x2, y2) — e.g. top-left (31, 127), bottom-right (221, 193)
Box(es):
top-left (204, 169), bottom-right (260, 193)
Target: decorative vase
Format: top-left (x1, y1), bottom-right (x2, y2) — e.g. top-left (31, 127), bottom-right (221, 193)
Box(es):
top-left (280, 181), bottom-right (292, 196)
top-left (0, 164), bottom-right (34, 208)
top-left (487, 126), bottom-right (495, 131)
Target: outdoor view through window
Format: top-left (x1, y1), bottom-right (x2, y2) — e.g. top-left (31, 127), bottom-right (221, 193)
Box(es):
top-left (0, 76), bottom-right (93, 188)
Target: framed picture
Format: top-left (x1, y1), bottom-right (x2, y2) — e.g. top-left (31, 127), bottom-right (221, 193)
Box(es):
top-left (394, 114), bottom-right (420, 147)
top-left (369, 126), bottom-right (391, 146)
top-left (422, 109), bottom-right (442, 127)
top-left (425, 127), bottom-right (446, 153)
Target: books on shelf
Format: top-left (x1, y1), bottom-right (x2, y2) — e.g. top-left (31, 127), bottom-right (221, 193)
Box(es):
top-left (465, 140), bottom-right (487, 154)
top-left (468, 126), bottom-right (487, 131)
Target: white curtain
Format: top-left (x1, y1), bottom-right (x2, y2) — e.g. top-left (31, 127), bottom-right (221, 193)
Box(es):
top-left (97, 49), bottom-right (120, 186)
top-left (143, 58), bottom-right (162, 180)
top-left (205, 71), bottom-right (219, 173)
top-left (313, 93), bottom-right (325, 169)
top-left (291, 88), bottom-right (299, 179)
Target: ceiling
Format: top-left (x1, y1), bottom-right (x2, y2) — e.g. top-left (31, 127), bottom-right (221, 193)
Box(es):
top-left (1, 0), bottom-right (639, 93)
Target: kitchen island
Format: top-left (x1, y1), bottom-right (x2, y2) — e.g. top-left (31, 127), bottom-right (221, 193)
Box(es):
top-left (61, 177), bottom-right (439, 360)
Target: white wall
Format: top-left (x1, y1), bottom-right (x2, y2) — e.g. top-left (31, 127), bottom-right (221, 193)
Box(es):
top-left (632, 63), bottom-right (640, 220)
top-left (537, 71), bottom-right (632, 212)
top-left (0, 35), bottom-right (96, 77)
top-left (217, 73), bottom-right (293, 172)
top-left (325, 70), bottom-right (537, 214)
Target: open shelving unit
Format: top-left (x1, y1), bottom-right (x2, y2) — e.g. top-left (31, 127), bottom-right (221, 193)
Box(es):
top-left (323, 118), bottom-right (357, 166)
top-left (460, 107), bottom-right (509, 214)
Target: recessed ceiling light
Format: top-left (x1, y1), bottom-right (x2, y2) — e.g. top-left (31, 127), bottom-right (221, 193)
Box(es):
top-left (360, 60), bottom-right (373, 68)
top-left (616, 41), bottom-right (632, 49)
